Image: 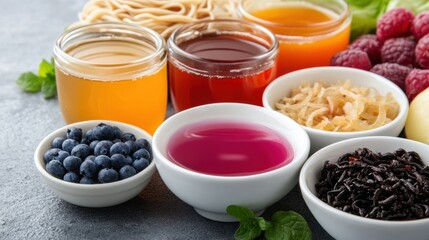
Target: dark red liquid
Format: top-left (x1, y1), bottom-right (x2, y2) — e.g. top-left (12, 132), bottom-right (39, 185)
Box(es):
top-left (179, 36), bottom-right (268, 61)
top-left (169, 34), bottom-right (277, 112)
top-left (167, 120), bottom-right (293, 176)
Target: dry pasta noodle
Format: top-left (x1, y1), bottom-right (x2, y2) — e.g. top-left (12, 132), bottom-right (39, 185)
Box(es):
top-left (72, 0), bottom-right (238, 39)
top-left (275, 80), bottom-right (400, 132)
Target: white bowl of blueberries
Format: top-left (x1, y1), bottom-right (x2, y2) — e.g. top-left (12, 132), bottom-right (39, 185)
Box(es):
top-left (34, 120), bottom-right (156, 207)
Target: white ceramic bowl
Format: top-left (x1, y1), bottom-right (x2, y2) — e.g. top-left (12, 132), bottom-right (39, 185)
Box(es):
top-left (34, 120), bottom-right (156, 207)
top-left (153, 103), bottom-right (310, 222)
top-left (263, 67), bottom-right (409, 153)
top-left (300, 136), bottom-right (429, 240)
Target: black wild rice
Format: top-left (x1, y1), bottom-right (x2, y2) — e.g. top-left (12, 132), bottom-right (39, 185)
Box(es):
top-left (316, 148), bottom-right (429, 220)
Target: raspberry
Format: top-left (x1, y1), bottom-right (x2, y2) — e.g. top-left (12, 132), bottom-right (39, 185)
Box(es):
top-left (330, 50), bottom-right (372, 70)
top-left (348, 36), bottom-right (382, 65)
top-left (405, 69), bottom-right (429, 101)
top-left (381, 37), bottom-right (416, 67)
top-left (412, 11), bottom-right (429, 40)
top-left (377, 8), bottom-right (414, 42)
top-left (370, 63), bottom-right (412, 91)
top-left (416, 34), bottom-right (429, 69)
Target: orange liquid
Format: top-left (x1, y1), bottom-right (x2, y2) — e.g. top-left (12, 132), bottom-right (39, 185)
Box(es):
top-left (56, 40), bottom-right (167, 135)
top-left (250, 5), bottom-right (350, 76)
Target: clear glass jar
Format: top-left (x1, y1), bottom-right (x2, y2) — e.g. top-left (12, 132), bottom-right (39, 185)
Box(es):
top-left (54, 22), bottom-right (167, 134)
top-left (238, 0), bottom-right (351, 77)
top-left (167, 19), bottom-right (279, 112)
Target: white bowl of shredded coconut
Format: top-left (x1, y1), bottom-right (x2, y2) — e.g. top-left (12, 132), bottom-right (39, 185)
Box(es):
top-left (262, 66), bottom-right (409, 154)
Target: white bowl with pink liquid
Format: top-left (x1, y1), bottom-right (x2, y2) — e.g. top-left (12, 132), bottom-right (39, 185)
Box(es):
top-left (152, 103), bottom-right (310, 222)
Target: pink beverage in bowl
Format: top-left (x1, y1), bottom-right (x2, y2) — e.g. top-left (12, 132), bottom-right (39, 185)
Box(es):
top-left (167, 19), bottom-right (278, 112)
top-left (167, 120), bottom-right (294, 176)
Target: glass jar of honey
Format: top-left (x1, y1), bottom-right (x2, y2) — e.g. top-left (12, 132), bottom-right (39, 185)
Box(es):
top-left (53, 22), bottom-right (167, 134)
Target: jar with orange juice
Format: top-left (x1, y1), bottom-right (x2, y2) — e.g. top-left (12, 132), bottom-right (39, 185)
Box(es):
top-left (238, 0), bottom-right (351, 77)
top-left (53, 23), bottom-right (167, 135)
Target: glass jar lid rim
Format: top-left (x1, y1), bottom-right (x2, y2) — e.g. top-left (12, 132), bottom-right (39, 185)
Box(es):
top-left (168, 19), bottom-right (279, 65)
top-left (237, 0), bottom-right (351, 30)
top-left (54, 22), bottom-right (166, 67)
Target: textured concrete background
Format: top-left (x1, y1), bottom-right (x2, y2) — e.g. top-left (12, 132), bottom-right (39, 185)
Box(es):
top-left (0, 0), bottom-right (332, 239)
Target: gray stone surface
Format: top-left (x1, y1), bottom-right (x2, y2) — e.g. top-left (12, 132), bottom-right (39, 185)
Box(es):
top-left (0, 0), bottom-right (332, 239)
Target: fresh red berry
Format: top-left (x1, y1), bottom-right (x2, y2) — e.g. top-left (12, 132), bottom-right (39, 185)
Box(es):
top-left (348, 37), bottom-right (382, 65)
top-left (330, 50), bottom-right (372, 70)
top-left (370, 63), bottom-right (412, 91)
top-left (412, 11), bottom-right (429, 40)
top-left (405, 69), bottom-right (429, 101)
top-left (381, 37), bottom-right (416, 67)
top-left (416, 34), bottom-right (429, 69)
top-left (377, 8), bottom-right (414, 42)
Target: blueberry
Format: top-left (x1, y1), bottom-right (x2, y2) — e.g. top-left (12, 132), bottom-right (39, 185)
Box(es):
top-left (80, 159), bottom-right (98, 178)
top-left (63, 172), bottom-right (81, 183)
top-left (43, 148), bottom-right (62, 164)
top-left (63, 156), bottom-right (82, 172)
top-left (67, 127), bottom-right (83, 142)
top-left (121, 133), bottom-right (136, 142)
top-left (119, 165), bottom-right (137, 179)
top-left (94, 140), bottom-right (113, 156)
top-left (125, 140), bottom-right (138, 155)
top-left (125, 156), bottom-right (133, 166)
top-left (110, 142), bottom-right (130, 156)
top-left (46, 160), bottom-right (66, 179)
top-left (135, 138), bottom-right (148, 149)
top-left (94, 123), bottom-right (116, 140)
top-left (71, 144), bottom-right (92, 160)
top-left (80, 176), bottom-right (96, 184)
top-left (85, 155), bottom-right (95, 162)
top-left (53, 150), bottom-right (70, 163)
top-left (89, 140), bottom-right (100, 152)
top-left (135, 138), bottom-right (152, 158)
top-left (94, 155), bottom-right (111, 169)
top-left (52, 137), bottom-right (66, 149)
top-left (110, 154), bottom-right (128, 170)
top-left (62, 139), bottom-right (79, 153)
top-left (112, 126), bottom-right (122, 140)
top-left (132, 158), bottom-right (149, 172)
top-left (80, 137), bottom-right (90, 145)
top-left (133, 148), bottom-right (151, 160)
top-left (85, 128), bottom-right (97, 142)
top-left (98, 168), bottom-right (118, 183)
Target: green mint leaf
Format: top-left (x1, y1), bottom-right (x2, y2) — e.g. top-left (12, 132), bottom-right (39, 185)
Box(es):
top-left (38, 59), bottom-right (55, 78)
top-left (265, 211), bottom-right (312, 240)
top-left (227, 205), bottom-right (256, 221)
top-left (234, 220), bottom-right (263, 240)
top-left (16, 71), bottom-right (42, 92)
top-left (227, 205), bottom-right (263, 240)
top-left (41, 75), bottom-right (57, 99)
top-left (256, 217), bottom-right (272, 231)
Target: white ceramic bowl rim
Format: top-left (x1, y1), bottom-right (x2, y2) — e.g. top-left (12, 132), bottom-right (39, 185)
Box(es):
top-left (299, 136), bottom-right (429, 226)
top-left (34, 120), bottom-right (156, 191)
top-left (263, 67), bottom-right (409, 137)
top-left (153, 103), bottom-right (310, 182)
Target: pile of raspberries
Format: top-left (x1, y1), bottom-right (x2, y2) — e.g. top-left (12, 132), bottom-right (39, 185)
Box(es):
top-left (330, 8), bottom-right (429, 102)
